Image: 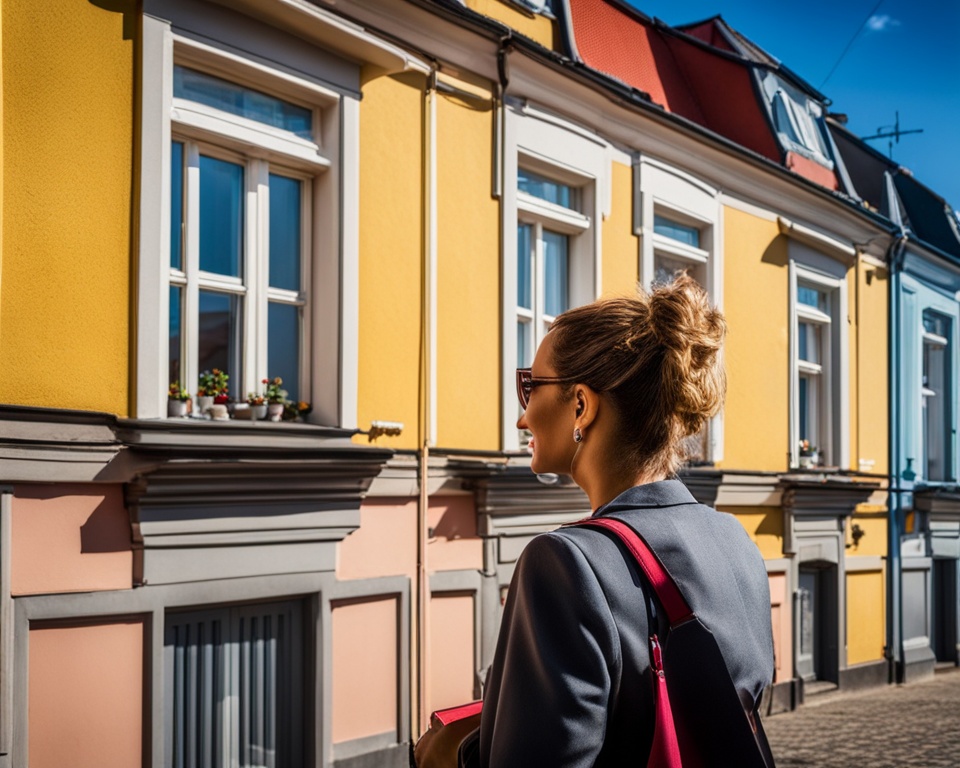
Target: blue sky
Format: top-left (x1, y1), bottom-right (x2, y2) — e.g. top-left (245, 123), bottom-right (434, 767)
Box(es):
top-left (629, 0), bottom-right (960, 211)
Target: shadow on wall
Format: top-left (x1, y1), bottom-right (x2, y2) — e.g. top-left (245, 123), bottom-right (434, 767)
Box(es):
top-left (430, 506), bottom-right (477, 542)
top-left (761, 235), bottom-right (789, 268)
top-left (80, 495), bottom-right (132, 554)
top-left (89, 0), bottom-right (137, 40)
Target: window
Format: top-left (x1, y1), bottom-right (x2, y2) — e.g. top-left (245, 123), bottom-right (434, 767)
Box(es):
top-left (169, 64), bottom-right (318, 405)
top-left (516, 170), bottom-right (581, 370)
top-left (769, 84), bottom-right (833, 168)
top-left (796, 284), bottom-right (831, 456)
top-left (651, 211), bottom-right (709, 289)
top-left (165, 601), bottom-right (305, 768)
top-left (790, 263), bottom-right (846, 468)
top-left (502, 103), bottom-right (606, 449)
top-left (635, 158), bottom-right (721, 461)
top-left (922, 311), bottom-right (952, 482)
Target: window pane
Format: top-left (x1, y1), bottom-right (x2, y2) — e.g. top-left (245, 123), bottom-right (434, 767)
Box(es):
top-left (518, 169), bottom-right (575, 209)
top-left (543, 230), bottom-right (568, 318)
top-left (654, 253), bottom-right (697, 286)
top-left (169, 286), bottom-right (183, 388)
top-left (269, 174), bottom-right (301, 292)
top-left (654, 214), bottom-right (700, 248)
top-left (268, 302), bottom-right (300, 403)
top-left (174, 66), bottom-right (313, 140)
top-left (517, 224), bottom-right (532, 310)
top-left (200, 156), bottom-right (244, 278)
top-left (199, 291), bottom-right (242, 387)
top-left (798, 376), bottom-right (808, 441)
top-left (517, 320), bottom-right (532, 368)
top-left (798, 285), bottom-right (826, 311)
top-left (799, 322), bottom-right (820, 364)
top-left (171, 141), bottom-right (184, 271)
top-left (923, 311), bottom-right (951, 481)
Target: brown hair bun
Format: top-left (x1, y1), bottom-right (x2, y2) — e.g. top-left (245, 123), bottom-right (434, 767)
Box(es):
top-left (549, 274), bottom-right (726, 476)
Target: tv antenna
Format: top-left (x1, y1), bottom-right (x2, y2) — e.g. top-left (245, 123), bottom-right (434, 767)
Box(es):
top-left (862, 111), bottom-right (923, 160)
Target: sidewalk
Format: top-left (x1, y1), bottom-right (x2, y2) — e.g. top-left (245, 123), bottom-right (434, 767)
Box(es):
top-left (764, 669), bottom-right (960, 767)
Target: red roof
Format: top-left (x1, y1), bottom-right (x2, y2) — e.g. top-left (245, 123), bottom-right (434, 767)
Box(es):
top-left (565, 1), bottom-right (842, 187)
top-left (676, 18), bottom-right (737, 54)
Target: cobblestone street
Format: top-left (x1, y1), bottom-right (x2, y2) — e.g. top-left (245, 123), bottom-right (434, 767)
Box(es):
top-left (765, 670), bottom-right (960, 767)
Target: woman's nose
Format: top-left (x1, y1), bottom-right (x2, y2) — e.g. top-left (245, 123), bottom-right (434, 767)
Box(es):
top-left (516, 411), bottom-right (528, 430)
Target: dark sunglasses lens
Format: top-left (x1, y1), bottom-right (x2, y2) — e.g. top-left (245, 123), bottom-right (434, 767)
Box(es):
top-left (517, 370), bottom-right (531, 409)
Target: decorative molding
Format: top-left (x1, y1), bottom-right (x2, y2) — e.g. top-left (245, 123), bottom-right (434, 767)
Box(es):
top-left (122, 428), bottom-right (391, 586)
top-left (914, 485), bottom-right (960, 520)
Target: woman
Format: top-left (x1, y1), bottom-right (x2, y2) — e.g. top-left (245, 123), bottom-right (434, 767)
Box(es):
top-left (479, 276), bottom-right (774, 767)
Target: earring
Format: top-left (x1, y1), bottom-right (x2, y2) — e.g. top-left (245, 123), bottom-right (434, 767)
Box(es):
top-left (573, 427), bottom-right (583, 443)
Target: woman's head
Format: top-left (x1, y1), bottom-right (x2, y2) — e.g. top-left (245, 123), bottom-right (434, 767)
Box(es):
top-left (520, 274), bottom-right (726, 482)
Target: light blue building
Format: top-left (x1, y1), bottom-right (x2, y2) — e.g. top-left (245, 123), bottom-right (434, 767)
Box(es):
top-left (833, 122), bottom-right (960, 681)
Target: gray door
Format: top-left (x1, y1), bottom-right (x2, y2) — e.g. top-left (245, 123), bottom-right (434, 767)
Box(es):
top-left (932, 558), bottom-right (959, 664)
top-left (164, 600), bottom-right (306, 768)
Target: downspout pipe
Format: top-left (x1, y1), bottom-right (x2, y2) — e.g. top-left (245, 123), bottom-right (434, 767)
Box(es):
top-left (416, 65), bottom-right (438, 738)
top-left (887, 228), bottom-right (908, 682)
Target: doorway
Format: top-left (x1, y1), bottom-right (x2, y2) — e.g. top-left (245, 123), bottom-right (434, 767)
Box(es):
top-left (932, 558), bottom-right (958, 664)
top-left (796, 564), bottom-right (838, 684)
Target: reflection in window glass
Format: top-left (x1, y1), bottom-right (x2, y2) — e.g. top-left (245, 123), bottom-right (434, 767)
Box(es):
top-left (798, 322), bottom-right (821, 364)
top-left (200, 156), bottom-right (244, 278)
top-left (169, 286), bottom-right (182, 387)
top-left (517, 321), bottom-right (531, 368)
top-left (198, 291), bottom-right (242, 381)
top-left (798, 285), bottom-right (826, 310)
top-left (268, 302), bottom-right (299, 403)
top-left (798, 376), bottom-right (808, 439)
top-left (517, 224), bottom-right (532, 310)
top-left (543, 231), bottom-right (568, 318)
top-left (654, 253), bottom-right (703, 286)
top-left (518, 169), bottom-right (575, 209)
top-left (653, 214), bottom-right (700, 248)
top-left (269, 174), bottom-right (301, 292)
top-left (171, 142), bottom-right (184, 271)
top-left (174, 66), bottom-right (313, 139)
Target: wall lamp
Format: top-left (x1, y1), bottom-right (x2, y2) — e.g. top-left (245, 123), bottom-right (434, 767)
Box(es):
top-left (365, 420), bottom-right (404, 442)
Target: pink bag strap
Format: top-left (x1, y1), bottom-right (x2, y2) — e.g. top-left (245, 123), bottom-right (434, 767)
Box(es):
top-left (574, 517), bottom-right (693, 626)
top-left (573, 516), bottom-right (689, 767)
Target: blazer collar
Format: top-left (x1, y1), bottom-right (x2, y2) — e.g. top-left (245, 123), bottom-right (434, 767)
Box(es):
top-left (593, 479), bottom-right (697, 516)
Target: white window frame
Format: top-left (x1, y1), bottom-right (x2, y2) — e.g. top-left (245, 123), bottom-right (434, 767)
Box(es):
top-left (516, 184), bottom-right (590, 365)
top-left (635, 156), bottom-right (724, 462)
top-left (137, 16), bottom-right (361, 426)
top-left (921, 319), bottom-right (950, 481)
top-left (902, 272), bottom-right (959, 484)
top-left (788, 254), bottom-right (849, 469)
top-left (501, 99), bottom-right (608, 450)
top-left (170, 136), bottom-right (315, 404)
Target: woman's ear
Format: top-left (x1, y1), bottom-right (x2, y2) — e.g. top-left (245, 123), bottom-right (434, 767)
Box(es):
top-left (573, 384), bottom-right (600, 429)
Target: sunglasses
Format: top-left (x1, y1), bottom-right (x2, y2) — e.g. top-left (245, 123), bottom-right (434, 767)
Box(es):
top-left (516, 368), bottom-right (577, 410)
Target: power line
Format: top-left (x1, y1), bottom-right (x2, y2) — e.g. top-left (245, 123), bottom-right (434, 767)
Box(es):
top-left (818, 0), bottom-right (884, 90)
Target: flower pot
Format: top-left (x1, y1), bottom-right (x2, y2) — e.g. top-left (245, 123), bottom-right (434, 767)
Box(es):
top-left (799, 453), bottom-right (818, 469)
top-left (196, 395), bottom-right (214, 415)
top-left (167, 399), bottom-right (188, 418)
top-left (268, 402), bottom-right (284, 422)
top-left (253, 404), bottom-right (268, 420)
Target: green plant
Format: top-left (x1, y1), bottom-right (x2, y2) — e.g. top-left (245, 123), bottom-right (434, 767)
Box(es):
top-left (263, 377), bottom-right (287, 404)
top-left (247, 392), bottom-right (266, 406)
top-left (168, 382), bottom-right (190, 401)
top-left (798, 439), bottom-right (818, 456)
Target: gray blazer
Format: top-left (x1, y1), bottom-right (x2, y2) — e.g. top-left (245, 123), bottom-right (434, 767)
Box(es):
top-left (479, 480), bottom-right (774, 767)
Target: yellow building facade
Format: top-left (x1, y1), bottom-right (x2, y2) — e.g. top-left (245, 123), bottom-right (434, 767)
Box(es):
top-left (0, 0), bottom-right (899, 765)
